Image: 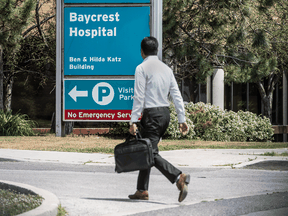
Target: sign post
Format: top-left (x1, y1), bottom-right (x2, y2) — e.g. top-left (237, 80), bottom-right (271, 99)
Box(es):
top-left (56, 0), bottom-right (64, 136)
top-left (56, 0), bottom-right (162, 137)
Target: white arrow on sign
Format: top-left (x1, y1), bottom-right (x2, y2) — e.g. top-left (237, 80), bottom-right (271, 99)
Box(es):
top-left (68, 86), bottom-right (88, 102)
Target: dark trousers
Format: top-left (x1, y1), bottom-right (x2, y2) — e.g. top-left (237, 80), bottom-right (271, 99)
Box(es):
top-left (137, 107), bottom-right (182, 191)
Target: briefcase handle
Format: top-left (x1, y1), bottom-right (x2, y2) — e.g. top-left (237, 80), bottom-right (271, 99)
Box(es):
top-left (126, 130), bottom-right (142, 142)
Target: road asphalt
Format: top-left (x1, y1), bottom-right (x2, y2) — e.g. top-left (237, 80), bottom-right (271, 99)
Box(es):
top-left (0, 148), bottom-right (288, 215)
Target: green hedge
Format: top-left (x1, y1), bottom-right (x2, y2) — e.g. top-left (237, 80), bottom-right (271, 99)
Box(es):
top-left (108, 106), bottom-right (195, 139)
top-left (185, 102), bottom-right (274, 142)
top-left (163, 105), bottom-right (195, 139)
top-left (107, 122), bottom-right (130, 136)
top-left (109, 102), bottom-right (274, 142)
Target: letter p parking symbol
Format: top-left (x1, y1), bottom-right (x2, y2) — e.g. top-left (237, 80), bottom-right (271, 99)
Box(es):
top-left (92, 82), bottom-right (114, 105)
top-left (98, 87), bottom-right (110, 102)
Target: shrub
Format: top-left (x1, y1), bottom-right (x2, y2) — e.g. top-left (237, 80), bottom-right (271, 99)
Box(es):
top-left (237, 110), bottom-right (274, 141)
top-left (186, 102), bottom-right (274, 142)
top-left (222, 111), bottom-right (247, 142)
top-left (0, 110), bottom-right (36, 136)
top-left (108, 102), bottom-right (273, 142)
top-left (186, 102), bottom-right (226, 141)
top-left (107, 122), bottom-right (129, 137)
top-left (108, 105), bottom-right (196, 139)
top-left (163, 104), bottom-right (196, 139)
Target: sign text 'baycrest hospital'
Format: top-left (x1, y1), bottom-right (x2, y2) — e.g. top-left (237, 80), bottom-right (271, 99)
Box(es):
top-left (64, 6), bottom-right (150, 76)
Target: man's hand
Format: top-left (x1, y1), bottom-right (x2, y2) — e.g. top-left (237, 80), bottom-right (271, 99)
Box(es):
top-left (129, 123), bottom-right (138, 135)
top-left (179, 122), bottom-right (189, 135)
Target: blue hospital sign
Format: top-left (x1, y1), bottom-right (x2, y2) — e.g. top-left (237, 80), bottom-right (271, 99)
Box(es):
top-left (64, 6), bottom-right (150, 75)
top-left (64, 79), bottom-right (135, 121)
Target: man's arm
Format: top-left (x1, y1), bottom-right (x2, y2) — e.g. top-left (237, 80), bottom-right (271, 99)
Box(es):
top-left (130, 66), bottom-right (146, 135)
top-left (169, 71), bottom-right (186, 123)
top-left (169, 71), bottom-right (189, 135)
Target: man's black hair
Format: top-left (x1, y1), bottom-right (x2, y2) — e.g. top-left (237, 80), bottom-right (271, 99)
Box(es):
top-left (141, 36), bottom-right (158, 55)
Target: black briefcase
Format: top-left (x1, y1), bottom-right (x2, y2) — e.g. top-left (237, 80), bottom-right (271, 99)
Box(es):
top-left (114, 132), bottom-right (154, 173)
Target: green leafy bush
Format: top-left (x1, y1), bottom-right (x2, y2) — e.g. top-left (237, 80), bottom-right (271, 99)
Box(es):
top-left (107, 122), bottom-right (129, 137)
top-left (0, 110), bottom-right (36, 136)
top-left (222, 111), bottom-right (247, 142)
top-left (186, 102), bottom-right (274, 142)
top-left (108, 102), bottom-right (273, 142)
top-left (186, 102), bottom-right (226, 141)
top-left (108, 105), bottom-right (195, 139)
top-left (237, 110), bottom-right (274, 141)
top-left (163, 104), bottom-right (196, 139)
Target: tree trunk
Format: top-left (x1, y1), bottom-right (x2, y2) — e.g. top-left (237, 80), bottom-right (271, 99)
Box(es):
top-left (4, 76), bottom-right (14, 112)
top-left (256, 81), bottom-right (274, 121)
top-left (261, 93), bottom-right (273, 121)
top-left (50, 112), bottom-right (55, 133)
top-left (0, 45), bottom-right (4, 111)
top-left (65, 122), bottom-right (74, 135)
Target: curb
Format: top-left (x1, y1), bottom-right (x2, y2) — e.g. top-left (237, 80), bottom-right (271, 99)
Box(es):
top-left (0, 180), bottom-right (60, 216)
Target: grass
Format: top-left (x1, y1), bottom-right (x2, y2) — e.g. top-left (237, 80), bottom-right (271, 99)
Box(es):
top-left (248, 157), bottom-right (258, 162)
top-left (0, 134), bottom-right (287, 154)
top-left (58, 147), bottom-right (114, 154)
top-left (57, 204), bottom-right (68, 216)
top-left (261, 151), bottom-right (288, 156)
top-left (0, 189), bottom-right (68, 216)
top-left (214, 198), bottom-right (224, 201)
top-left (0, 189), bottom-right (43, 216)
top-left (213, 163), bottom-right (236, 168)
top-left (158, 139), bottom-right (288, 151)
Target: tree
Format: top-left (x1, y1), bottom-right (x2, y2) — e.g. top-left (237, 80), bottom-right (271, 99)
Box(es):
top-left (0, 0), bottom-right (35, 111)
top-left (0, 0), bottom-right (56, 112)
top-left (163, 0), bottom-right (288, 120)
top-left (224, 0), bottom-right (288, 120)
top-left (17, 0), bottom-right (56, 92)
top-left (163, 0), bottom-right (252, 83)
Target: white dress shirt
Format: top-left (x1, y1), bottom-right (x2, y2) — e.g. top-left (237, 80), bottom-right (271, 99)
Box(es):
top-left (130, 55), bottom-right (186, 123)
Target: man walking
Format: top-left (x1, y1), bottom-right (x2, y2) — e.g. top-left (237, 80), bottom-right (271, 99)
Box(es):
top-left (129, 36), bottom-right (190, 202)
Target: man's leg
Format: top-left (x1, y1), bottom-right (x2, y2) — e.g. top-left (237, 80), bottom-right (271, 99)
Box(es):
top-left (139, 107), bottom-right (190, 202)
top-left (137, 168), bottom-right (151, 191)
top-left (138, 107), bottom-right (181, 186)
top-left (134, 107), bottom-right (168, 191)
top-left (130, 107), bottom-right (190, 201)
top-left (154, 153), bottom-right (182, 184)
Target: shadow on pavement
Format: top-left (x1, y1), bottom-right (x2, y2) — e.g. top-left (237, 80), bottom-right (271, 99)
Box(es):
top-left (0, 158), bottom-right (19, 162)
top-left (243, 160), bottom-right (288, 171)
top-left (82, 197), bottom-right (170, 205)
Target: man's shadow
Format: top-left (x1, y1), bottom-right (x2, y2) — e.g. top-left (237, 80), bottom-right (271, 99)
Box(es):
top-left (82, 197), bottom-right (172, 205)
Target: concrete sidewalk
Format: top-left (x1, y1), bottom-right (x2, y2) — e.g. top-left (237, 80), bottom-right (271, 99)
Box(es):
top-left (0, 148), bottom-right (287, 168)
top-left (1, 148), bottom-right (288, 216)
